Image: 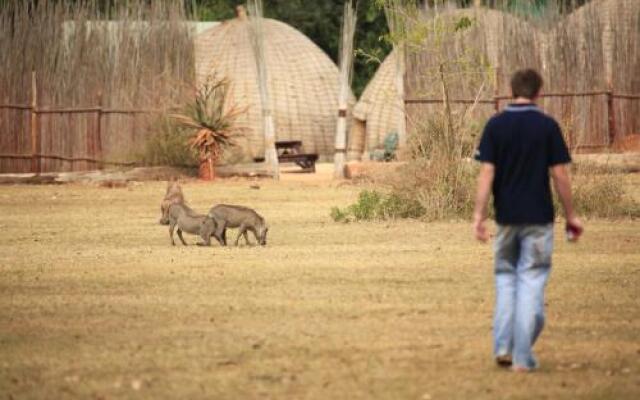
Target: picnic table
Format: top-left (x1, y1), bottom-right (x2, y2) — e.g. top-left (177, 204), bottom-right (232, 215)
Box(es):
top-left (254, 140), bottom-right (318, 173)
top-left (276, 140), bottom-right (303, 155)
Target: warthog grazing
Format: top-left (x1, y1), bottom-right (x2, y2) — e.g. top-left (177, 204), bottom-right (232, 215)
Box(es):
top-left (208, 204), bottom-right (268, 246)
top-left (159, 181), bottom-right (186, 225)
top-left (167, 203), bottom-right (221, 246)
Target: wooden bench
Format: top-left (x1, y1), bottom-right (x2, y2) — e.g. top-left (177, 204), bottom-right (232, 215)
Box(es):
top-left (278, 152), bottom-right (318, 172)
top-left (276, 140), bottom-right (303, 155)
top-left (253, 140), bottom-right (318, 173)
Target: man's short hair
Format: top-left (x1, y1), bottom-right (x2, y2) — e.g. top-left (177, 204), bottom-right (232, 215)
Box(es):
top-left (510, 69), bottom-right (543, 100)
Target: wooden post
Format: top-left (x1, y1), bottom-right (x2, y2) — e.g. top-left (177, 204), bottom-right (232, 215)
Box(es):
top-left (334, 108), bottom-right (348, 178)
top-left (30, 71), bottom-right (39, 173)
top-left (248, 0), bottom-right (279, 180)
top-left (606, 87), bottom-right (616, 146)
top-left (95, 91), bottom-right (103, 168)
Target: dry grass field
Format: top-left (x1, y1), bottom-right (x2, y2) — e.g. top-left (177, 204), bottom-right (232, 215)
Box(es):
top-left (0, 166), bottom-right (639, 399)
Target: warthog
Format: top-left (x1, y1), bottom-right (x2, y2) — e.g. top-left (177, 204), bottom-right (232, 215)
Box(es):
top-left (167, 203), bottom-right (221, 246)
top-left (208, 204), bottom-right (268, 246)
top-left (159, 181), bottom-right (186, 225)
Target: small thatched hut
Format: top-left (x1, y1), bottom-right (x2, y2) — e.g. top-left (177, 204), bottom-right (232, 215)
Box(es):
top-left (348, 50), bottom-right (400, 160)
top-left (195, 7), bottom-right (349, 161)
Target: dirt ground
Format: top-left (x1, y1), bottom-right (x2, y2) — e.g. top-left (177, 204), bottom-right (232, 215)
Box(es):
top-left (0, 165), bottom-right (639, 399)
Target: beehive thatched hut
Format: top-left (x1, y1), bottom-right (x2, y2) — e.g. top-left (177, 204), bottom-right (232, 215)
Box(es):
top-left (195, 7), bottom-right (349, 161)
top-left (348, 50), bottom-right (399, 160)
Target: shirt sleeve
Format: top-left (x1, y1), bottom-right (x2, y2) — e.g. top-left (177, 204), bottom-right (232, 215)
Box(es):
top-left (548, 119), bottom-right (571, 166)
top-left (474, 119), bottom-right (495, 164)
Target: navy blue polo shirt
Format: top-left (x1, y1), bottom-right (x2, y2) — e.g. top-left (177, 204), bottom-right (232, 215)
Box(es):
top-left (474, 103), bottom-right (571, 225)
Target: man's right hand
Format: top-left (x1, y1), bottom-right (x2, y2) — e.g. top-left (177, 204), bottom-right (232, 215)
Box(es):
top-left (473, 163), bottom-right (495, 243)
top-left (565, 215), bottom-right (583, 242)
top-left (473, 216), bottom-right (490, 243)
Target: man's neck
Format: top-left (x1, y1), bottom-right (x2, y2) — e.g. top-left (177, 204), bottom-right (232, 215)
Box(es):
top-left (513, 97), bottom-right (536, 104)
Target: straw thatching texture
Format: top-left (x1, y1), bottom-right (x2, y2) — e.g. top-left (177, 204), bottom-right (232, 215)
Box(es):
top-left (196, 14), bottom-right (351, 161)
top-left (609, 0), bottom-right (640, 139)
top-left (350, 8), bottom-right (530, 158)
top-left (0, 1), bottom-right (195, 173)
top-left (540, 2), bottom-right (608, 147)
top-left (403, 0), bottom-right (640, 151)
top-left (349, 50), bottom-right (400, 159)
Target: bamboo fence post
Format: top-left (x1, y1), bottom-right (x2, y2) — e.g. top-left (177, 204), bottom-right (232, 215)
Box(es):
top-left (30, 71), bottom-right (39, 173)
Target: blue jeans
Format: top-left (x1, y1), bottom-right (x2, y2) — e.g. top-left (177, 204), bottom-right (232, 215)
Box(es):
top-left (493, 224), bottom-right (553, 369)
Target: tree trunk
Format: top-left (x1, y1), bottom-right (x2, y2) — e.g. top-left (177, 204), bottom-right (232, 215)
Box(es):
top-left (199, 154), bottom-right (215, 181)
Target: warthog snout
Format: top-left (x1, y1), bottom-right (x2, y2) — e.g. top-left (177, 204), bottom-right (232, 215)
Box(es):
top-left (259, 227), bottom-right (269, 246)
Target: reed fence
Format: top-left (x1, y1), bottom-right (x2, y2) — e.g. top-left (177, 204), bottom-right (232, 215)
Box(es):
top-left (402, 1), bottom-right (640, 153)
top-left (0, 0), bottom-right (194, 174)
top-left (0, 72), bottom-right (172, 173)
top-left (405, 89), bottom-right (640, 150)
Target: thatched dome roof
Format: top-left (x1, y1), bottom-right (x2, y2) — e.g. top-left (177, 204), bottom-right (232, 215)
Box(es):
top-left (195, 9), bottom-right (346, 160)
top-left (351, 50), bottom-right (400, 154)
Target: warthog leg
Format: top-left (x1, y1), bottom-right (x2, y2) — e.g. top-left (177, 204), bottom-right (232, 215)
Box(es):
top-left (212, 231), bottom-right (225, 246)
top-left (235, 225), bottom-right (252, 246)
top-left (242, 230), bottom-right (251, 245)
top-left (169, 220), bottom-right (177, 246)
top-left (177, 229), bottom-right (188, 246)
top-left (214, 222), bottom-right (228, 246)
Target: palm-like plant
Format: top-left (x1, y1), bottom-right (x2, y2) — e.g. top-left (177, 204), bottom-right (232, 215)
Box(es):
top-left (171, 76), bottom-right (246, 180)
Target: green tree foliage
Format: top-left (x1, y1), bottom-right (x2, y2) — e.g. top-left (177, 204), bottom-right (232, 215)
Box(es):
top-left (353, 1), bottom-right (392, 97)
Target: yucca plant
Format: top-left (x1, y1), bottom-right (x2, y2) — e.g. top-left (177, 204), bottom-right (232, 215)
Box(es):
top-left (171, 76), bottom-right (246, 180)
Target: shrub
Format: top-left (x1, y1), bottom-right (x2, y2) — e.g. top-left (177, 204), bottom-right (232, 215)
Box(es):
top-left (558, 163), bottom-right (640, 219)
top-left (330, 206), bottom-right (349, 222)
top-left (139, 117), bottom-right (198, 168)
top-left (331, 190), bottom-right (425, 222)
top-left (374, 112), bottom-right (482, 221)
top-left (385, 157), bottom-right (478, 221)
top-left (339, 148), bottom-right (640, 223)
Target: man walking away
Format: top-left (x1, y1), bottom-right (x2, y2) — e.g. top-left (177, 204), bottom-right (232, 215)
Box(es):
top-left (472, 68), bottom-right (583, 372)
